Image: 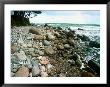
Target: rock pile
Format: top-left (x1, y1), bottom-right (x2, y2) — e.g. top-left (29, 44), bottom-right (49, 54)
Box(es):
top-left (11, 25), bottom-right (100, 77)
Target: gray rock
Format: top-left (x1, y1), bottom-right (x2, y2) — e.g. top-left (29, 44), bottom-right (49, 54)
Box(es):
top-left (31, 59), bottom-right (40, 76)
top-left (64, 44), bottom-right (70, 49)
top-left (38, 50), bottom-right (44, 55)
top-left (28, 48), bottom-right (35, 52)
top-left (43, 40), bottom-right (51, 46)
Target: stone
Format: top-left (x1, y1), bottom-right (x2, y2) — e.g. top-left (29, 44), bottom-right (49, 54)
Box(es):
top-left (46, 34), bottom-right (55, 40)
top-left (44, 46), bottom-right (54, 54)
top-left (68, 59), bottom-right (75, 66)
top-left (22, 44), bottom-right (27, 48)
top-left (41, 71), bottom-right (48, 77)
top-left (59, 73), bottom-right (66, 77)
top-left (15, 66), bottom-right (29, 77)
top-left (16, 50), bottom-right (27, 60)
top-left (64, 44), bottom-right (70, 49)
top-left (54, 40), bottom-right (59, 44)
top-left (31, 59), bottom-right (41, 76)
top-left (43, 40), bottom-right (51, 46)
top-left (11, 72), bottom-right (15, 77)
top-left (88, 59), bottom-right (100, 75)
top-left (27, 44), bottom-right (32, 47)
top-left (89, 41), bottom-right (100, 48)
top-left (68, 39), bottom-right (75, 46)
top-left (39, 56), bottom-right (49, 65)
top-left (56, 45), bottom-right (64, 50)
top-left (28, 48), bottom-right (35, 52)
top-left (81, 72), bottom-right (95, 77)
top-left (77, 34), bottom-right (90, 41)
top-left (34, 35), bottom-right (46, 40)
top-left (54, 31), bottom-right (60, 38)
top-left (75, 58), bottom-right (82, 68)
top-left (47, 63), bottom-right (53, 69)
top-left (40, 65), bottom-right (46, 72)
top-left (11, 44), bottom-right (17, 54)
top-left (38, 50), bottom-right (44, 55)
top-left (29, 29), bottom-right (42, 35)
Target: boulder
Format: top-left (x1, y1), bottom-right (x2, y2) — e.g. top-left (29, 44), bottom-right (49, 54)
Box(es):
top-left (31, 59), bottom-right (41, 77)
top-left (15, 66), bottom-right (29, 77)
top-left (29, 29), bottom-right (42, 35)
top-left (89, 41), bottom-right (100, 48)
top-left (88, 59), bottom-right (100, 75)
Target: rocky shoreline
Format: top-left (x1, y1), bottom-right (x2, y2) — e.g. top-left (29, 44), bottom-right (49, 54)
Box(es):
top-left (11, 24), bottom-right (100, 77)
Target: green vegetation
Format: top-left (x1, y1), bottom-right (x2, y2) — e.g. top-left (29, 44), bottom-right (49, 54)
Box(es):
top-left (11, 11), bottom-right (42, 26)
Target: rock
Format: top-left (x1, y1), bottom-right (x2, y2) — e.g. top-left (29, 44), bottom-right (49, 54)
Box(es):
top-left (54, 31), bottom-right (60, 38)
top-left (27, 44), bottom-right (32, 47)
top-left (68, 39), bottom-right (75, 46)
top-left (77, 34), bottom-right (90, 41)
top-left (11, 72), bottom-right (15, 77)
top-left (31, 59), bottom-right (41, 76)
top-left (16, 50), bottom-right (27, 60)
top-left (22, 44), bottom-right (27, 48)
top-left (28, 48), bottom-right (34, 52)
top-left (39, 56), bottom-right (49, 65)
top-left (11, 43), bottom-right (18, 54)
top-left (89, 41), bottom-right (100, 48)
top-left (75, 58), bottom-right (82, 68)
top-left (68, 59), bottom-right (75, 66)
top-left (59, 73), bottom-right (66, 77)
top-left (43, 40), bottom-right (51, 46)
top-left (81, 72), bottom-right (95, 77)
top-left (44, 46), bottom-right (54, 54)
top-left (34, 35), bottom-right (46, 40)
top-left (47, 63), bottom-right (53, 69)
top-left (64, 44), bottom-right (70, 49)
top-left (46, 34), bottom-right (55, 40)
top-left (70, 53), bottom-right (80, 61)
top-left (88, 59), bottom-right (100, 75)
top-left (38, 50), bottom-right (44, 55)
top-left (40, 65), bottom-right (46, 72)
top-left (54, 40), bottom-right (60, 44)
top-left (29, 29), bottom-right (42, 35)
top-left (56, 45), bottom-right (64, 50)
top-left (15, 66), bottom-right (29, 77)
top-left (41, 71), bottom-right (48, 77)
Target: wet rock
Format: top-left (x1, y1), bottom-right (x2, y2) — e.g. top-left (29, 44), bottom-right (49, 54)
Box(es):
top-left (31, 59), bottom-right (40, 76)
top-left (43, 40), bottom-right (51, 46)
top-left (15, 66), bottom-right (29, 77)
top-left (64, 44), bottom-right (70, 49)
top-left (75, 58), bottom-right (82, 68)
top-left (29, 29), bottom-right (42, 35)
top-left (44, 46), bottom-right (54, 54)
top-left (68, 39), bottom-right (75, 46)
top-left (89, 41), bottom-right (100, 48)
top-left (70, 53), bottom-right (80, 61)
top-left (88, 59), bottom-right (100, 75)
top-left (77, 34), bottom-right (90, 41)
top-left (81, 72), bottom-right (95, 77)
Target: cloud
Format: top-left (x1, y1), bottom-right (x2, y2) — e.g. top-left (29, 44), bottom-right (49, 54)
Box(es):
top-left (29, 11), bottom-right (100, 24)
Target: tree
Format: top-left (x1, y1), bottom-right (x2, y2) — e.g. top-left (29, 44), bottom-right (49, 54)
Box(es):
top-left (11, 11), bottom-right (42, 26)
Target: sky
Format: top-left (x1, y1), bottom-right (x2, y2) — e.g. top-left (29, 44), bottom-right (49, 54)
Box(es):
top-left (29, 11), bottom-right (100, 24)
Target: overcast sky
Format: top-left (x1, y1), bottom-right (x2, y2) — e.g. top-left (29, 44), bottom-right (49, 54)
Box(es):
top-left (29, 11), bottom-right (100, 24)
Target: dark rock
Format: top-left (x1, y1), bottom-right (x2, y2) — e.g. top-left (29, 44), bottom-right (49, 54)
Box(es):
top-left (29, 29), bottom-right (42, 35)
top-left (77, 34), bottom-right (90, 41)
top-left (88, 59), bottom-right (100, 75)
top-left (89, 41), bottom-right (100, 48)
top-left (81, 72), bottom-right (95, 77)
top-left (75, 59), bottom-right (82, 68)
